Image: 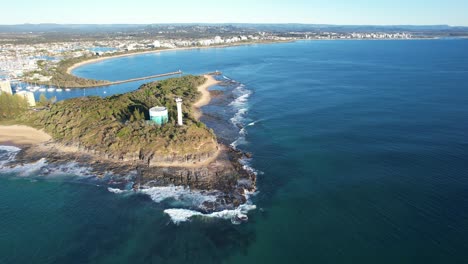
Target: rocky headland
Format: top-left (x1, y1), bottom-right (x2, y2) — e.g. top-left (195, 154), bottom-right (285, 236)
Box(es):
top-left (1, 75), bottom-right (256, 211)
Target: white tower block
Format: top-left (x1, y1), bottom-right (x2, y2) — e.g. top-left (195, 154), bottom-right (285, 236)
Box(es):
top-left (175, 97), bottom-right (183, 126)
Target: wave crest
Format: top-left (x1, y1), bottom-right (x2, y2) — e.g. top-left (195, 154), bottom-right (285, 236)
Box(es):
top-left (164, 203), bottom-right (257, 224)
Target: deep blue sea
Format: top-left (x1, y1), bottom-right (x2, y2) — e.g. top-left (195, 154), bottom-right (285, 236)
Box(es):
top-left (2, 39), bottom-right (468, 263)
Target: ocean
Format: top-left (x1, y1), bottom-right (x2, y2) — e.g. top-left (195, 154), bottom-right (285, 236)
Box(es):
top-left (2, 39), bottom-right (468, 263)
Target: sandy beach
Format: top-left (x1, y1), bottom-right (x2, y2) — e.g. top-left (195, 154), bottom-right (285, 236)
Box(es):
top-left (0, 125), bottom-right (51, 146)
top-left (193, 75), bottom-right (221, 119)
top-left (66, 40), bottom-right (291, 74)
top-left (66, 46), bottom-right (219, 74)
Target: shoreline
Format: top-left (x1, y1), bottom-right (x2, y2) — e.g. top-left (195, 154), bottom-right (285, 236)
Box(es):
top-left (193, 75), bottom-right (221, 120)
top-left (66, 40), bottom-right (292, 75)
top-left (66, 37), bottom-right (443, 75)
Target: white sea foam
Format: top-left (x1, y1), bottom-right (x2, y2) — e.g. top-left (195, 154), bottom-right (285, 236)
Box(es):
top-left (230, 136), bottom-right (248, 149)
top-left (0, 145), bottom-right (21, 152)
top-left (139, 185), bottom-right (218, 208)
top-left (227, 82), bottom-right (253, 150)
top-left (0, 145), bottom-right (21, 167)
top-left (164, 203), bottom-right (257, 224)
top-left (239, 127), bottom-right (247, 136)
top-left (45, 162), bottom-right (94, 177)
top-left (0, 157), bottom-right (48, 176)
top-left (108, 187), bottom-right (126, 194)
top-left (229, 91), bottom-right (251, 108)
top-left (18, 158), bottom-right (48, 176)
top-left (0, 146), bottom-right (96, 179)
top-left (239, 157), bottom-right (264, 176)
top-left (230, 108), bottom-right (248, 127)
top-left (139, 184), bottom-right (257, 224)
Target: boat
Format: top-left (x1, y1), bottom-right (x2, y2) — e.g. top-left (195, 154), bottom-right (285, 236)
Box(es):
top-left (56, 88), bottom-right (63, 92)
top-left (47, 88), bottom-right (55, 92)
top-left (65, 88), bottom-right (71, 92)
top-left (38, 88), bottom-right (46, 92)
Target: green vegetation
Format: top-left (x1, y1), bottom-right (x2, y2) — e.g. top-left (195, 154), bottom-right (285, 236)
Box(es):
top-left (0, 93), bottom-right (29, 120)
top-left (19, 75), bottom-right (217, 162)
top-left (24, 55), bottom-right (111, 88)
top-left (37, 94), bottom-right (57, 107)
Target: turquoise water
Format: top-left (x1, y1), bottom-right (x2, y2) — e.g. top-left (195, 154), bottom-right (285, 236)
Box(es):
top-left (2, 39), bottom-right (468, 263)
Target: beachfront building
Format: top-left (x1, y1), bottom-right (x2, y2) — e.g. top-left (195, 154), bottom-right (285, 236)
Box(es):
top-left (214, 36), bottom-right (224, 44)
top-left (153, 41), bottom-right (161, 48)
top-left (161, 42), bottom-right (176, 49)
top-left (149, 106), bottom-right (169, 125)
top-left (16, 91), bottom-right (36, 106)
top-left (198, 39), bottom-right (213, 46)
top-left (0, 80), bottom-right (12, 95)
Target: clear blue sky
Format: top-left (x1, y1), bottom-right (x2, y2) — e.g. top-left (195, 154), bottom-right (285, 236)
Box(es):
top-left (3, 0), bottom-right (468, 26)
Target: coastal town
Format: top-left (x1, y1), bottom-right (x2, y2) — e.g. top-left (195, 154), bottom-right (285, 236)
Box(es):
top-left (0, 28), bottom-right (415, 80)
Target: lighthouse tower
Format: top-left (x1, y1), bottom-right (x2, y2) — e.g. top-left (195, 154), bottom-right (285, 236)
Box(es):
top-left (175, 97), bottom-right (183, 126)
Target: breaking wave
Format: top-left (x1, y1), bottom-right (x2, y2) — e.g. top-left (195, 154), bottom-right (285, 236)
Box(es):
top-left (107, 187), bottom-right (126, 194)
top-left (107, 185), bottom-right (259, 224)
top-left (163, 188), bottom-right (258, 225)
top-left (228, 83), bottom-right (252, 150)
top-left (229, 85), bottom-right (251, 126)
top-left (139, 185), bottom-right (219, 209)
top-left (0, 145), bottom-right (21, 165)
top-left (164, 203), bottom-right (257, 225)
top-left (0, 145), bottom-right (99, 180)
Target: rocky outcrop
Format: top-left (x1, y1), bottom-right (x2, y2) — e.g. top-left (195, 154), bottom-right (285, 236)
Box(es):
top-left (52, 141), bottom-right (219, 166)
top-left (10, 143), bottom-right (256, 211)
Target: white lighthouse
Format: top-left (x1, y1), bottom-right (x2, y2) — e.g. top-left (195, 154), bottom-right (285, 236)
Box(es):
top-left (175, 97), bottom-right (183, 126)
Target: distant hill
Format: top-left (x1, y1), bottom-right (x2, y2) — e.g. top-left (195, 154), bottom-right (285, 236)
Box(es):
top-left (1, 23), bottom-right (467, 34)
top-left (0, 23), bottom-right (143, 33)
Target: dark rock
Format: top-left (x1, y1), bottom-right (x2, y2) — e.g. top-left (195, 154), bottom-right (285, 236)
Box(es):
top-left (8, 143), bottom-right (256, 212)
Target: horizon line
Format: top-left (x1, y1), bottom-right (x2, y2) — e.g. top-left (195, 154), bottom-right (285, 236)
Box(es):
top-left (0, 22), bottom-right (467, 27)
